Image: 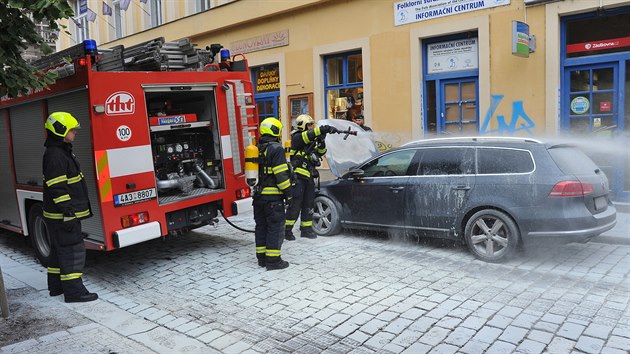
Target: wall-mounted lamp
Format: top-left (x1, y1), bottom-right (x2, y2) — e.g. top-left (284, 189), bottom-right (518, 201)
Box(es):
top-left (287, 83), bottom-right (304, 89)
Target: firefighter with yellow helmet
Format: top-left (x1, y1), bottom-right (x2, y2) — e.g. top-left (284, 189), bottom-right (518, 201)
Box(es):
top-left (285, 114), bottom-right (339, 240)
top-left (43, 112), bottom-right (97, 302)
top-left (252, 117), bottom-right (294, 270)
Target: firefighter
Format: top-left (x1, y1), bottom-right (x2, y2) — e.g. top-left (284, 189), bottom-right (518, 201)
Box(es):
top-left (285, 114), bottom-right (339, 240)
top-left (43, 112), bottom-right (97, 303)
top-left (253, 117), bottom-right (294, 270)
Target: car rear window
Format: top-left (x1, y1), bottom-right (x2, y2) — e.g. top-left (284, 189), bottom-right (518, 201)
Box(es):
top-left (547, 145), bottom-right (600, 175)
top-left (477, 148), bottom-right (534, 174)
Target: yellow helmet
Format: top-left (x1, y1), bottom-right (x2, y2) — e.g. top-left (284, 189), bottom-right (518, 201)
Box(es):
top-left (296, 114), bottom-right (315, 131)
top-left (45, 112), bottom-right (80, 138)
top-left (260, 117), bottom-right (282, 137)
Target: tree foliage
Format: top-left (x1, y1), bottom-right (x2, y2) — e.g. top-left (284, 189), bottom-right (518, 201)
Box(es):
top-left (0, 0), bottom-right (74, 98)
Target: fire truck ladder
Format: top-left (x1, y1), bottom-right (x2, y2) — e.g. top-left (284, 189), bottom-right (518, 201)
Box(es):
top-left (96, 37), bottom-right (214, 72)
top-left (32, 41), bottom-right (87, 70)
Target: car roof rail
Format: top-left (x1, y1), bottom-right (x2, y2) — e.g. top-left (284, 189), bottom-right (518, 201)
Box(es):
top-left (401, 136), bottom-right (543, 146)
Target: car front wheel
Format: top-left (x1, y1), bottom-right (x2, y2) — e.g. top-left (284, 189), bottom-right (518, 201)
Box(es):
top-left (313, 196), bottom-right (342, 236)
top-left (464, 209), bottom-right (519, 262)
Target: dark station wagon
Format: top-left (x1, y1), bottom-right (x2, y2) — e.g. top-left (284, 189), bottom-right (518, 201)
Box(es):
top-left (313, 135), bottom-right (617, 262)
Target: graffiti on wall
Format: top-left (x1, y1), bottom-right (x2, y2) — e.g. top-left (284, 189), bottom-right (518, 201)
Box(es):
top-left (480, 94), bottom-right (535, 135)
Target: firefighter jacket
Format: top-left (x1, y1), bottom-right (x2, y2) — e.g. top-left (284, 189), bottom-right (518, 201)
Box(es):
top-left (255, 135), bottom-right (294, 200)
top-left (42, 137), bottom-right (92, 222)
top-left (289, 127), bottom-right (327, 179)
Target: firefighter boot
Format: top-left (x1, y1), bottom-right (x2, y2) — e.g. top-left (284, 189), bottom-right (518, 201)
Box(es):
top-left (285, 226), bottom-right (296, 241)
top-left (256, 253), bottom-right (266, 267)
top-left (301, 228), bottom-right (317, 239)
top-left (266, 257), bottom-right (289, 271)
top-left (47, 272), bottom-right (63, 297)
top-left (63, 279), bottom-right (99, 303)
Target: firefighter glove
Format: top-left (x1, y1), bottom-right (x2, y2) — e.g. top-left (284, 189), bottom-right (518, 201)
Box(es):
top-left (320, 125), bottom-right (339, 135)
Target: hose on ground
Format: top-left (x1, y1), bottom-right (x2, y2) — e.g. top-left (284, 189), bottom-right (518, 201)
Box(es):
top-left (220, 209), bottom-right (255, 233)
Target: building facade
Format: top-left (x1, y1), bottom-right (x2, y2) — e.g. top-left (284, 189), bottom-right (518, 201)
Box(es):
top-left (59, 0), bottom-right (630, 201)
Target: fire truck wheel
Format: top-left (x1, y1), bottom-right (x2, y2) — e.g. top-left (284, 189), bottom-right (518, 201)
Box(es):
top-left (27, 203), bottom-right (52, 267)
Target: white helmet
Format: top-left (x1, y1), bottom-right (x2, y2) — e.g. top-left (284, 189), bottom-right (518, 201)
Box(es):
top-left (295, 114), bottom-right (315, 131)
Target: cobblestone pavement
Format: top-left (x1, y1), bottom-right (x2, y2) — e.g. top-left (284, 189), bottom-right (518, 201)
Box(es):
top-left (1, 210), bottom-right (629, 353)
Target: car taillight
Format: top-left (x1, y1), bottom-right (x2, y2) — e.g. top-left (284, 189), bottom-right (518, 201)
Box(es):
top-left (121, 211), bottom-right (149, 228)
top-left (549, 181), bottom-right (593, 197)
top-left (236, 187), bottom-right (250, 199)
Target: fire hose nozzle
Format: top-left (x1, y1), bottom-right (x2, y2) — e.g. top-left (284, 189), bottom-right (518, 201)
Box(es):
top-left (342, 128), bottom-right (358, 140)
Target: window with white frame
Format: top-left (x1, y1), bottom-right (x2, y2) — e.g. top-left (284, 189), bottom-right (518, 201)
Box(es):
top-left (73, 0), bottom-right (89, 42)
top-left (197, 0), bottom-right (211, 12)
top-left (113, 0), bottom-right (124, 39)
top-left (150, 0), bottom-right (162, 27)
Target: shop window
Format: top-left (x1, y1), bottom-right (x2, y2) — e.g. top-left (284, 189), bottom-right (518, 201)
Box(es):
top-left (73, 1), bottom-right (89, 42)
top-left (566, 12), bottom-right (630, 58)
top-left (324, 51), bottom-right (363, 120)
top-left (197, 0), bottom-right (211, 11)
top-left (113, 0), bottom-right (124, 39)
top-left (150, 0), bottom-right (162, 28)
top-left (289, 94), bottom-right (313, 129)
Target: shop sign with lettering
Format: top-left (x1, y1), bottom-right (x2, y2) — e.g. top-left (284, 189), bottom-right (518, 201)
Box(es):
top-left (255, 65), bottom-right (280, 93)
top-left (230, 30), bottom-right (289, 54)
top-left (394, 0), bottom-right (510, 26)
top-left (427, 38), bottom-right (479, 74)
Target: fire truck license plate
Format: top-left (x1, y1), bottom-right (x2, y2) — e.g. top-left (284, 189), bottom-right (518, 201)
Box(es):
top-left (114, 188), bottom-right (156, 207)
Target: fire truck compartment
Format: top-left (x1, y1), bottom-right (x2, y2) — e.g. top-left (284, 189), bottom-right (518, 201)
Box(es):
top-left (166, 202), bottom-right (218, 233)
top-left (145, 89), bottom-right (224, 205)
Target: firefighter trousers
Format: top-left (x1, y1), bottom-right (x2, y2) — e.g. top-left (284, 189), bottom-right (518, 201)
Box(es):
top-left (46, 220), bottom-right (89, 297)
top-left (253, 198), bottom-right (286, 264)
top-left (285, 177), bottom-right (315, 232)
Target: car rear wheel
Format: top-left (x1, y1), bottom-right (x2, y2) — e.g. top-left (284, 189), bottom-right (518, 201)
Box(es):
top-left (28, 203), bottom-right (52, 266)
top-left (464, 209), bottom-right (519, 262)
top-left (313, 196), bottom-right (341, 236)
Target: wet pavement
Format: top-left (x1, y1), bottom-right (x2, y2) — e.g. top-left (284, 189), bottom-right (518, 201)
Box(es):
top-left (1, 206), bottom-right (629, 353)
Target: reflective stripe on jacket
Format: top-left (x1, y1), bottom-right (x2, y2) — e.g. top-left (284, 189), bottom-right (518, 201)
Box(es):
top-left (42, 137), bottom-right (92, 222)
top-left (289, 128), bottom-right (325, 179)
top-left (257, 137), bottom-right (293, 197)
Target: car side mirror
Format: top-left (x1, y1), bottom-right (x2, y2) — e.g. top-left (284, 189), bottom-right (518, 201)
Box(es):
top-left (348, 168), bottom-right (365, 179)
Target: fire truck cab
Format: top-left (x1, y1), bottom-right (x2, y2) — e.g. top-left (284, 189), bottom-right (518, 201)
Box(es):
top-left (0, 38), bottom-right (257, 265)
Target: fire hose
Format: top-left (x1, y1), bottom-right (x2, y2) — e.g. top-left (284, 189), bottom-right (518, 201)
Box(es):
top-left (222, 126), bottom-right (357, 234)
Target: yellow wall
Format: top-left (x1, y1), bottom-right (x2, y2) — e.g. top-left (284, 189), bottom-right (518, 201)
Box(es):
top-left (57, 0), bottom-right (629, 146)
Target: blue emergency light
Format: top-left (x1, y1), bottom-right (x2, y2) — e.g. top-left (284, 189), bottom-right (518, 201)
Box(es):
top-left (83, 39), bottom-right (98, 55)
top-left (220, 49), bottom-right (230, 62)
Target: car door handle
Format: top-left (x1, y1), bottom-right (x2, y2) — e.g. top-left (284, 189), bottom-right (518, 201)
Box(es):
top-left (452, 185), bottom-right (471, 190)
top-left (389, 186), bottom-right (405, 193)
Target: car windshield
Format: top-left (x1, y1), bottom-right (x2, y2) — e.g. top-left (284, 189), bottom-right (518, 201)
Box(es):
top-left (318, 119), bottom-right (379, 177)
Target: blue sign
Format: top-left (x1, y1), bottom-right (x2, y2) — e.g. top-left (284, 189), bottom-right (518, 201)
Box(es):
top-left (570, 96), bottom-right (590, 115)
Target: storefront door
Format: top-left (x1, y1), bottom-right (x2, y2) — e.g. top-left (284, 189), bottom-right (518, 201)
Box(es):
top-left (562, 61), bottom-right (629, 201)
top-left (423, 34), bottom-right (479, 136)
top-left (440, 78), bottom-right (479, 134)
top-left (561, 9), bottom-right (630, 201)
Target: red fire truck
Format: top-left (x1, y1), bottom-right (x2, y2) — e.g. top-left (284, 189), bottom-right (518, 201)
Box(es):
top-left (0, 38), bottom-right (257, 264)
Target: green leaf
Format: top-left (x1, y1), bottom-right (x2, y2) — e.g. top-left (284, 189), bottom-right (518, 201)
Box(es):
top-left (0, 0), bottom-right (72, 98)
